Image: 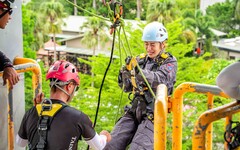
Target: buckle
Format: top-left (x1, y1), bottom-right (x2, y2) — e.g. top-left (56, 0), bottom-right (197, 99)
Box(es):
top-left (38, 124), bottom-right (47, 131)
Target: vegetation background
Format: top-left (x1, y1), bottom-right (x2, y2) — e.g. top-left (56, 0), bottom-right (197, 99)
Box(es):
top-left (22, 0), bottom-right (240, 149)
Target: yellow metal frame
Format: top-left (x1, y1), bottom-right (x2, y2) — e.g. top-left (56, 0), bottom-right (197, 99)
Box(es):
top-left (192, 101), bottom-right (240, 150)
top-left (154, 84), bottom-right (168, 150)
top-left (154, 82), bottom-right (232, 150)
top-left (0, 57), bottom-right (42, 150)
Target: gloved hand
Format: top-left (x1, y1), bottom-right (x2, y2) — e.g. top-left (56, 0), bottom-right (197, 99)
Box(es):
top-left (118, 66), bottom-right (132, 92)
top-left (125, 56), bottom-right (137, 71)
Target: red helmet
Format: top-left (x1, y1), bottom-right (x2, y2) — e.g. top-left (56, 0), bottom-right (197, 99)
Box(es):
top-left (46, 60), bottom-right (80, 85)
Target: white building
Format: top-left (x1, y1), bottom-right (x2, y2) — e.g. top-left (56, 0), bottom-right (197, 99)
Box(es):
top-left (200, 0), bottom-right (226, 13)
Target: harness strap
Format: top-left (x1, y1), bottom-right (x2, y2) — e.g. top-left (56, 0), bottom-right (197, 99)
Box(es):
top-left (29, 99), bottom-right (67, 150)
top-left (128, 52), bottom-right (170, 122)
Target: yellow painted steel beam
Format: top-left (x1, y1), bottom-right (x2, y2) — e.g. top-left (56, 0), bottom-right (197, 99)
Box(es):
top-left (192, 101), bottom-right (240, 150)
top-left (13, 57), bottom-right (42, 97)
top-left (171, 82), bottom-right (229, 150)
top-left (154, 84), bottom-right (168, 150)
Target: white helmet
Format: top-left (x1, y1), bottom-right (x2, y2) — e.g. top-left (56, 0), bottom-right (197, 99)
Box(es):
top-left (142, 22), bottom-right (168, 42)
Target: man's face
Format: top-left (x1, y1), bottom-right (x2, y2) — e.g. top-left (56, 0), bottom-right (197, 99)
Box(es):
top-left (0, 9), bottom-right (12, 29)
top-left (144, 41), bottom-right (163, 58)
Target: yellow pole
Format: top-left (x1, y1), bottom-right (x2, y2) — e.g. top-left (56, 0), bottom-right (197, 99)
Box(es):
top-left (172, 82), bottom-right (229, 150)
top-left (154, 84), bottom-right (168, 150)
top-left (192, 101), bottom-right (240, 150)
top-left (206, 93), bottom-right (213, 150)
top-left (13, 57), bottom-right (42, 97)
top-left (7, 82), bottom-right (14, 150)
top-left (0, 57), bottom-right (42, 150)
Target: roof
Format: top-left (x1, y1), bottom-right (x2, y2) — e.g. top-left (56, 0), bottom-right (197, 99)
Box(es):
top-left (212, 37), bottom-right (240, 52)
top-left (62, 16), bottom-right (88, 33)
top-left (44, 46), bottom-right (118, 58)
top-left (61, 15), bottom-right (145, 33)
top-left (209, 28), bottom-right (227, 37)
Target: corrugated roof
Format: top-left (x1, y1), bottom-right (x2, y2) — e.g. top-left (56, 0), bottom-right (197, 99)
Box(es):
top-left (44, 46), bottom-right (118, 58)
top-left (212, 37), bottom-right (240, 52)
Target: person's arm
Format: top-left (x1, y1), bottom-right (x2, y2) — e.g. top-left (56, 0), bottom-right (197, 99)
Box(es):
top-left (0, 51), bottom-right (13, 71)
top-left (16, 110), bottom-right (29, 147)
top-left (16, 134), bottom-right (28, 147)
top-left (85, 131), bottom-right (111, 150)
top-left (81, 114), bottom-right (111, 150)
top-left (0, 51), bottom-right (19, 89)
top-left (216, 62), bottom-right (240, 99)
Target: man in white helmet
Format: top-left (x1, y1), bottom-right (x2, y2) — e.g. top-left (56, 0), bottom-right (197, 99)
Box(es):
top-left (103, 22), bottom-right (177, 150)
top-left (0, 0), bottom-right (19, 89)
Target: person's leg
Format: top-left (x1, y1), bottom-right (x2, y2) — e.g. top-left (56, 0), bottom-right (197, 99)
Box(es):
top-left (129, 118), bottom-right (153, 150)
top-left (103, 113), bottom-right (137, 150)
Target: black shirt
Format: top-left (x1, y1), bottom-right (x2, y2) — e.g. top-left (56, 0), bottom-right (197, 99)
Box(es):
top-left (0, 51), bottom-right (13, 71)
top-left (18, 100), bottom-right (96, 150)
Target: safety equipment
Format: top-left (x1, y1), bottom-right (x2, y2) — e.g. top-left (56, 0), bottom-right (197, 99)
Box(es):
top-left (224, 121), bottom-right (240, 150)
top-left (46, 60), bottom-right (80, 85)
top-left (0, 0), bottom-right (15, 9)
top-left (142, 22), bottom-right (168, 42)
top-left (29, 99), bottom-right (67, 150)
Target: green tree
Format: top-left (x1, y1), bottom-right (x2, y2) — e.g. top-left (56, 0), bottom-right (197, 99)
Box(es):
top-left (146, 0), bottom-right (177, 23)
top-left (36, 0), bottom-right (67, 61)
top-left (206, 1), bottom-right (236, 36)
top-left (80, 17), bottom-right (109, 86)
top-left (182, 9), bottom-right (216, 53)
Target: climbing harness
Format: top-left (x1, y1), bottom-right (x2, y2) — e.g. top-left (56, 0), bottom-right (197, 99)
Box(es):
top-left (224, 120), bottom-right (240, 150)
top-left (29, 99), bottom-right (67, 150)
top-left (124, 52), bottom-right (170, 122)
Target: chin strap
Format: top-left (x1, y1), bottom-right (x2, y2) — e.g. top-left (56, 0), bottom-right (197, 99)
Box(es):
top-left (50, 79), bottom-right (77, 102)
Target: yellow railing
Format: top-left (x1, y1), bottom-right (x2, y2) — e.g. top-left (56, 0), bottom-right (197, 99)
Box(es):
top-left (154, 84), bottom-right (168, 150)
top-left (0, 57), bottom-right (42, 150)
top-left (154, 82), bottom-right (232, 150)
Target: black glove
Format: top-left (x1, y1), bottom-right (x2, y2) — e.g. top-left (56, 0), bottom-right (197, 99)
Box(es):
top-left (118, 66), bottom-right (132, 92)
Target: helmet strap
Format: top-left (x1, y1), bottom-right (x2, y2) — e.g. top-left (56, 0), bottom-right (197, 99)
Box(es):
top-left (50, 79), bottom-right (77, 102)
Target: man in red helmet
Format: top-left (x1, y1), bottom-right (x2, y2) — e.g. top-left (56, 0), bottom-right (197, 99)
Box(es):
top-left (0, 0), bottom-right (19, 89)
top-left (16, 60), bottom-right (111, 150)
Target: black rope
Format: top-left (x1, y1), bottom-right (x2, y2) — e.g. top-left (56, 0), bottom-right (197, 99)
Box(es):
top-left (86, 15), bottom-right (117, 150)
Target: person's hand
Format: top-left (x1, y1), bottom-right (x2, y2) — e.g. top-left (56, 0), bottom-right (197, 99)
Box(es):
top-left (125, 56), bottom-right (137, 71)
top-left (100, 130), bottom-right (111, 142)
top-left (3, 67), bottom-right (19, 89)
top-left (34, 92), bottom-right (44, 106)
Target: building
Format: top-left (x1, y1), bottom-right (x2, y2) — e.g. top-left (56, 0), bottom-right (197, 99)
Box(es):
top-left (212, 37), bottom-right (240, 59)
top-left (37, 16), bottom-right (144, 73)
top-left (200, 0), bottom-right (226, 14)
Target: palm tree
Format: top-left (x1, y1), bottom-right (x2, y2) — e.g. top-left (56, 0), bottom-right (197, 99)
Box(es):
top-left (93, 0), bottom-right (96, 10)
top-left (137, 0), bottom-right (141, 19)
top-left (80, 17), bottom-right (109, 87)
top-left (37, 0), bottom-right (66, 62)
top-left (183, 9), bottom-right (216, 52)
top-left (234, 0), bottom-right (240, 28)
top-left (74, 0), bottom-right (78, 15)
top-left (146, 0), bottom-right (176, 23)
